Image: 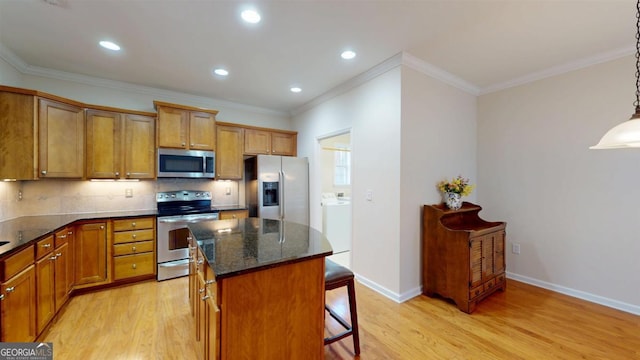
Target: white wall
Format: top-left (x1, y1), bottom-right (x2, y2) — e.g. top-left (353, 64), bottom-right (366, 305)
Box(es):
top-left (0, 56), bottom-right (21, 86)
top-left (295, 67), bottom-right (403, 295)
top-left (400, 66), bottom-right (477, 296)
top-left (478, 55), bottom-right (640, 313)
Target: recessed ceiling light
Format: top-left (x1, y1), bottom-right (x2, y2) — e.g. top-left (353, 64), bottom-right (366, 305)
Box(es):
top-left (99, 40), bottom-right (121, 51)
top-left (341, 50), bottom-right (356, 60)
top-left (241, 9), bottom-right (261, 24)
top-left (213, 68), bottom-right (229, 76)
top-left (290, 87), bottom-right (302, 93)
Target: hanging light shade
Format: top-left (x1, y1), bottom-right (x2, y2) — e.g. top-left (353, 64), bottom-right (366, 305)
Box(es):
top-left (591, 0), bottom-right (640, 149)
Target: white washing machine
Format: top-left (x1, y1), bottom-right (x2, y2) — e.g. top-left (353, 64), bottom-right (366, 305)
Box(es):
top-left (322, 193), bottom-right (351, 254)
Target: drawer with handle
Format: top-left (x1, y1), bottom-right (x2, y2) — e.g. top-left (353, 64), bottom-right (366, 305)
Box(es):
top-left (113, 252), bottom-right (154, 280)
top-left (113, 229), bottom-right (154, 244)
top-left (113, 240), bottom-right (154, 256)
top-left (113, 218), bottom-right (154, 232)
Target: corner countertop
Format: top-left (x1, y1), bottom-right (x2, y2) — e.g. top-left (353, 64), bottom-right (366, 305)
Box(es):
top-left (189, 217), bottom-right (333, 280)
top-left (0, 210), bottom-right (157, 257)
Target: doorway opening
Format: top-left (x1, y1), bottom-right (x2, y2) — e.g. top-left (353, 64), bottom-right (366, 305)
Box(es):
top-left (319, 131), bottom-right (352, 269)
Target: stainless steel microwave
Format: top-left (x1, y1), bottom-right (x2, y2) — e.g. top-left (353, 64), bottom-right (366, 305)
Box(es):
top-left (157, 148), bottom-right (215, 178)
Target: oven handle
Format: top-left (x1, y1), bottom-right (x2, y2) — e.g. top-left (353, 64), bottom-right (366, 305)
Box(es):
top-left (158, 259), bottom-right (190, 268)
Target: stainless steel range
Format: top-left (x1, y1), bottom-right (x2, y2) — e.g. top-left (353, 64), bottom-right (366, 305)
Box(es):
top-left (156, 190), bottom-right (219, 281)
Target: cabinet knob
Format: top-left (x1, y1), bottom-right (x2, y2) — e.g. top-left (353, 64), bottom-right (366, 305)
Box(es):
top-left (190, 143), bottom-right (195, 147)
top-left (49, 256), bottom-right (57, 261)
top-left (115, 172), bottom-right (120, 177)
top-left (56, 252), bottom-right (62, 257)
top-left (181, 142), bottom-right (186, 147)
top-left (126, 172), bottom-right (131, 177)
top-left (132, 246), bottom-right (137, 252)
top-left (6, 287), bottom-right (15, 293)
top-left (0, 294), bottom-right (4, 301)
top-left (199, 288), bottom-right (205, 294)
top-left (232, 214), bottom-right (237, 219)
top-left (100, 225), bottom-right (105, 230)
top-left (132, 222), bottom-right (136, 227)
top-left (42, 243), bottom-right (51, 248)
top-left (132, 234), bottom-right (137, 239)
top-left (201, 295), bottom-right (210, 301)
top-left (205, 279), bottom-right (215, 285)
top-left (41, 170), bottom-right (47, 176)
top-left (132, 264), bottom-right (137, 269)
top-left (58, 234), bottom-right (67, 239)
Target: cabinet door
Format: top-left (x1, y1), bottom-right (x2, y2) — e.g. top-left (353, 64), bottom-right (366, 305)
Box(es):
top-left (54, 242), bottom-right (70, 312)
top-left (36, 254), bottom-right (56, 334)
top-left (216, 126), bottom-right (244, 179)
top-left (481, 234), bottom-right (495, 280)
top-left (0, 265), bottom-right (36, 342)
top-left (0, 91), bottom-right (37, 180)
top-left (124, 114), bottom-right (156, 179)
top-left (190, 112), bottom-right (216, 151)
top-left (205, 288), bottom-right (220, 360)
top-left (493, 231), bottom-right (505, 274)
top-left (469, 238), bottom-right (483, 288)
top-left (38, 98), bottom-right (84, 178)
top-left (75, 222), bottom-right (108, 286)
top-left (157, 106), bottom-right (188, 148)
top-left (86, 109), bottom-right (122, 179)
top-left (244, 129), bottom-right (271, 155)
top-left (271, 132), bottom-right (296, 156)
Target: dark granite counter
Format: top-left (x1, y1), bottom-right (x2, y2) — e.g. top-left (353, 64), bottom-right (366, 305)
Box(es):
top-left (0, 210), bottom-right (157, 257)
top-left (189, 217), bottom-right (332, 279)
top-left (213, 205), bottom-right (247, 211)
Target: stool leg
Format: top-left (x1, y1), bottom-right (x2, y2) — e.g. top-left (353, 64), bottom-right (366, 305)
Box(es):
top-left (347, 278), bottom-right (360, 355)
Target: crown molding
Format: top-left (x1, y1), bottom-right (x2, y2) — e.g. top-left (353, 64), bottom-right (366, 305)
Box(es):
top-left (401, 52), bottom-right (481, 95)
top-left (479, 46), bottom-right (635, 95)
top-left (0, 43), bottom-right (288, 117)
top-left (290, 53), bottom-right (404, 117)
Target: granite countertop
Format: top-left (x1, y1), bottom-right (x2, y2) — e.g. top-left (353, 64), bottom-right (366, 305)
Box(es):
top-left (189, 217), bottom-right (333, 280)
top-left (0, 210), bottom-right (157, 257)
top-left (213, 205), bottom-right (248, 211)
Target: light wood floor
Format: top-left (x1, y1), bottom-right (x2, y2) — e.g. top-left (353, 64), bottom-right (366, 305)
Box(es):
top-left (43, 278), bottom-right (640, 359)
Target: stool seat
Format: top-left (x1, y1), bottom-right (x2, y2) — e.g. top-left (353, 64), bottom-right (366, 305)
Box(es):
top-left (324, 258), bottom-right (360, 355)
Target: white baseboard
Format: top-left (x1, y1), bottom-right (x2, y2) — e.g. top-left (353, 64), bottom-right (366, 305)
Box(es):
top-left (354, 273), bottom-right (422, 304)
top-left (506, 272), bottom-right (640, 316)
top-left (354, 271), bottom-right (640, 315)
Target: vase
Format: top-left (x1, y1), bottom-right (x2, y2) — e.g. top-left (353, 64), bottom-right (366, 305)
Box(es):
top-left (444, 192), bottom-right (462, 210)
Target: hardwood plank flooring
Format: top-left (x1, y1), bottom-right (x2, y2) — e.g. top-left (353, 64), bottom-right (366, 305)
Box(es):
top-left (42, 278), bottom-right (640, 359)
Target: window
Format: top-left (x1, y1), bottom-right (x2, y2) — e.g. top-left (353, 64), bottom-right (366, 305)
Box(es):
top-left (333, 146), bottom-right (350, 186)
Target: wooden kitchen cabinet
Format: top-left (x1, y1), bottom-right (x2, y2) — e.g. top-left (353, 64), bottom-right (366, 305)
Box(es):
top-left (111, 217), bottom-right (156, 281)
top-left (35, 235), bottom-right (56, 334)
top-left (244, 128), bottom-right (297, 156)
top-left (218, 209), bottom-right (248, 220)
top-left (215, 124), bottom-right (244, 180)
top-left (54, 227), bottom-right (74, 311)
top-left (422, 202), bottom-right (506, 313)
top-left (39, 97), bottom-right (85, 178)
top-left (154, 101), bottom-right (218, 150)
top-left (0, 246), bottom-right (37, 342)
top-left (0, 88), bottom-right (38, 180)
top-left (86, 107), bottom-right (156, 179)
top-left (194, 250), bottom-right (219, 360)
top-left (74, 222), bottom-right (109, 288)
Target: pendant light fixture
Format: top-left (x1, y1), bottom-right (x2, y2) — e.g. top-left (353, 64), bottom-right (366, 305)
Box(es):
top-left (591, 0), bottom-right (640, 149)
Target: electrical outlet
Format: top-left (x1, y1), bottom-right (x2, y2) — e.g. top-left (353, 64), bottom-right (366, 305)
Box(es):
top-left (125, 188), bottom-right (133, 198)
top-left (17, 190), bottom-right (23, 201)
top-left (225, 187), bottom-right (231, 195)
top-left (512, 243), bottom-right (521, 255)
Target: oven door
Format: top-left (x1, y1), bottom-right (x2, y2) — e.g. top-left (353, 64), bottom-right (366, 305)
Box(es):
top-left (157, 213), bottom-right (219, 280)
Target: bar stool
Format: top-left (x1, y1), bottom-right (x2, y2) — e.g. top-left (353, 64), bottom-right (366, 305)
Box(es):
top-left (324, 258), bottom-right (360, 355)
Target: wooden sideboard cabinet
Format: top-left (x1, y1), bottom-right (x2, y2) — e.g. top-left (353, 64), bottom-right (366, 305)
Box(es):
top-left (422, 202), bottom-right (506, 313)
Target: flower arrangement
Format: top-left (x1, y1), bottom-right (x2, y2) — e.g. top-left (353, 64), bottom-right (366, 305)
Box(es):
top-left (437, 175), bottom-right (475, 196)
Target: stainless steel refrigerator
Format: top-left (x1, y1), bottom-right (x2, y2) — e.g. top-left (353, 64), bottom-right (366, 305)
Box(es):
top-left (244, 155), bottom-right (309, 226)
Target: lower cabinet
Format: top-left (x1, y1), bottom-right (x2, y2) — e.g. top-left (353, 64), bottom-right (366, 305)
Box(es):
top-left (35, 235), bottom-right (56, 334)
top-left (218, 210), bottom-right (248, 220)
top-left (112, 217), bottom-right (156, 281)
top-left (74, 222), bottom-right (108, 287)
top-left (194, 249), bottom-right (219, 360)
top-left (0, 261), bottom-right (37, 342)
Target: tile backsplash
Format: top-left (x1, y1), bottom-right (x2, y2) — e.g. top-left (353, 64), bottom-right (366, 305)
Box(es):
top-left (0, 179), bottom-right (241, 221)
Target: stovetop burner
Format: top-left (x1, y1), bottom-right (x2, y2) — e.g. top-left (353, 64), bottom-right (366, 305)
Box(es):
top-left (156, 190), bottom-right (216, 216)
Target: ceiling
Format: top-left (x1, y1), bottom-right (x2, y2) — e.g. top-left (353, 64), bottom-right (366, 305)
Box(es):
top-left (0, 0), bottom-right (635, 114)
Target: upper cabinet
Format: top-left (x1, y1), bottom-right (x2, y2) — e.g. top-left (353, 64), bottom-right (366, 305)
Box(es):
top-left (216, 124), bottom-right (244, 180)
top-left (39, 98), bottom-right (85, 178)
top-left (154, 101), bottom-right (217, 150)
top-left (86, 106), bottom-right (156, 180)
top-left (244, 128), bottom-right (297, 156)
top-left (0, 89), bottom-right (38, 180)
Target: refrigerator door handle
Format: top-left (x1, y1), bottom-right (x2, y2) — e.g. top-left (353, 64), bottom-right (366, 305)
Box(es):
top-left (279, 170), bottom-right (285, 219)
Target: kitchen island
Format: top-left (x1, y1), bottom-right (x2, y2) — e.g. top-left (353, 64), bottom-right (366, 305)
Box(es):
top-left (188, 217), bottom-right (332, 360)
